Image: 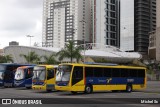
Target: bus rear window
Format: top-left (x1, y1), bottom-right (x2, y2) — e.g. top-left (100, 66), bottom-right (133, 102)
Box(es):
top-left (137, 69), bottom-right (145, 77)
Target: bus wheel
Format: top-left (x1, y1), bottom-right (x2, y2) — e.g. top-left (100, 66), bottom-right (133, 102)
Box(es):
top-left (71, 91), bottom-right (77, 94)
top-left (12, 83), bottom-right (15, 88)
top-left (126, 85), bottom-right (132, 92)
top-left (85, 85), bottom-right (93, 94)
top-left (26, 87), bottom-right (32, 89)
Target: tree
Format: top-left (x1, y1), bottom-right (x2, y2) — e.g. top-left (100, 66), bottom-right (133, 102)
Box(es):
top-left (42, 53), bottom-right (57, 64)
top-left (56, 41), bottom-right (82, 63)
top-left (0, 55), bottom-right (13, 63)
top-left (20, 51), bottom-right (40, 64)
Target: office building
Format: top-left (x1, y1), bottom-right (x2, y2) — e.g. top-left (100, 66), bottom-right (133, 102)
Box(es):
top-left (92, 0), bottom-right (120, 48)
top-left (148, 0), bottom-right (160, 61)
top-left (42, 0), bottom-right (92, 48)
top-left (9, 41), bottom-right (19, 46)
top-left (121, 0), bottom-right (156, 56)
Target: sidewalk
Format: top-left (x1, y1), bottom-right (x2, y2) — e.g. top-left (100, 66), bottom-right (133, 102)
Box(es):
top-left (143, 81), bottom-right (160, 93)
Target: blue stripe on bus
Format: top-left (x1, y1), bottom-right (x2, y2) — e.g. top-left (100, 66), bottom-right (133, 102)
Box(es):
top-left (56, 81), bottom-right (68, 86)
top-left (86, 77), bottom-right (144, 85)
top-left (0, 80), bottom-right (4, 86)
top-left (14, 78), bottom-right (32, 87)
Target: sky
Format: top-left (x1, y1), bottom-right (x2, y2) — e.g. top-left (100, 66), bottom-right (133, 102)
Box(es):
top-left (0, 0), bottom-right (43, 49)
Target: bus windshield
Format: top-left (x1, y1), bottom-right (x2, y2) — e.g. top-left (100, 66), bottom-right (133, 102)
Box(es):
top-left (33, 66), bottom-right (46, 81)
top-left (15, 68), bottom-right (25, 80)
top-left (0, 65), bottom-right (6, 80)
top-left (56, 65), bottom-right (72, 82)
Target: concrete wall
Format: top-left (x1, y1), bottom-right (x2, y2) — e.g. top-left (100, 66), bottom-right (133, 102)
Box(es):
top-left (157, 0), bottom-right (160, 27)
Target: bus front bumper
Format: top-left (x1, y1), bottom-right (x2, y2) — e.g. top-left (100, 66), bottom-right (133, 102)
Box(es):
top-left (32, 85), bottom-right (46, 91)
top-left (55, 85), bottom-right (71, 92)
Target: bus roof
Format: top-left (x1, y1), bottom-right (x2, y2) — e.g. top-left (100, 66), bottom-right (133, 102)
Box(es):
top-left (0, 63), bottom-right (36, 66)
top-left (17, 66), bottom-right (35, 69)
top-left (59, 63), bottom-right (146, 69)
top-left (84, 62), bottom-right (118, 66)
top-left (35, 65), bottom-right (58, 68)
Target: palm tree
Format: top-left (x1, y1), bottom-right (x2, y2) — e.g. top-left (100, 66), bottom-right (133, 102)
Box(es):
top-left (20, 51), bottom-right (40, 64)
top-left (4, 55), bottom-right (14, 63)
top-left (0, 55), bottom-right (13, 63)
top-left (56, 41), bottom-right (82, 63)
top-left (42, 53), bottom-right (57, 64)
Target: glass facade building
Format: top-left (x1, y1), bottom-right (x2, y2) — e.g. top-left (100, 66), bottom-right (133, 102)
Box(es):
top-left (92, 0), bottom-right (120, 48)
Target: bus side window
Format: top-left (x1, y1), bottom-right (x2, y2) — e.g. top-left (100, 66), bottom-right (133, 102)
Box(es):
top-left (104, 68), bottom-right (112, 77)
top-left (26, 68), bottom-right (33, 79)
top-left (137, 69), bottom-right (145, 77)
top-left (93, 67), bottom-right (103, 77)
top-left (85, 67), bottom-right (94, 77)
top-left (6, 65), bottom-right (13, 71)
top-left (72, 66), bottom-right (83, 85)
top-left (112, 68), bottom-right (121, 77)
top-left (120, 69), bottom-right (129, 77)
top-left (72, 67), bottom-right (83, 79)
top-left (129, 69), bottom-right (137, 77)
top-left (47, 69), bottom-right (54, 80)
top-left (6, 65), bottom-right (14, 79)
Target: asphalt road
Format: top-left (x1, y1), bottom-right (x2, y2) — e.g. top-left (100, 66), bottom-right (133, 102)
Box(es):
top-left (0, 81), bottom-right (159, 107)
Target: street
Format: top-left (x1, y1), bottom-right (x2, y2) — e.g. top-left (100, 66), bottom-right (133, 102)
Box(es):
top-left (0, 81), bottom-right (159, 107)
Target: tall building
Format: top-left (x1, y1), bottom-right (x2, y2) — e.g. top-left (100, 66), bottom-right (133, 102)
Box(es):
top-left (121, 0), bottom-right (156, 56)
top-left (42, 0), bottom-right (92, 48)
top-left (134, 0), bottom-right (156, 55)
top-left (9, 41), bottom-right (19, 46)
top-left (148, 0), bottom-right (160, 61)
top-left (92, 0), bottom-right (120, 48)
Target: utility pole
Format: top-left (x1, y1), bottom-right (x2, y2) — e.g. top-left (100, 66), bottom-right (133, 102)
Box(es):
top-left (26, 35), bottom-right (34, 63)
top-left (80, 20), bottom-right (86, 63)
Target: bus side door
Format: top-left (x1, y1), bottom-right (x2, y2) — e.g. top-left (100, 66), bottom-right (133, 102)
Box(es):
top-left (72, 66), bottom-right (83, 86)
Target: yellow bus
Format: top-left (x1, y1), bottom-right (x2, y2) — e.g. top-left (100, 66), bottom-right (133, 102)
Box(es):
top-left (55, 63), bottom-right (146, 94)
top-left (32, 65), bottom-right (58, 92)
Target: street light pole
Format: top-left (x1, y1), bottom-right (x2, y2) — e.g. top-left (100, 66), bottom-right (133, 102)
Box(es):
top-left (80, 20), bottom-right (86, 63)
top-left (27, 35), bottom-right (34, 46)
top-left (26, 35), bottom-right (34, 64)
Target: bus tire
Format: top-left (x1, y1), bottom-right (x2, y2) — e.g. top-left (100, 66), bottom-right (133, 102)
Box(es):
top-left (85, 85), bottom-right (93, 94)
top-left (12, 83), bottom-right (15, 88)
top-left (71, 91), bottom-right (77, 94)
top-left (26, 87), bottom-right (32, 89)
top-left (126, 84), bottom-right (132, 93)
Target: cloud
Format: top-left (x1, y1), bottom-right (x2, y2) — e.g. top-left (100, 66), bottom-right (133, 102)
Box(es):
top-left (14, 0), bottom-right (43, 8)
top-left (0, 0), bottom-right (43, 48)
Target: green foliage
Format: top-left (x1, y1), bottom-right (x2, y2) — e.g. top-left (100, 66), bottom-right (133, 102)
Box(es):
top-left (0, 55), bottom-right (13, 63)
top-left (56, 41), bottom-right (82, 63)
top-left (93, 58), bottom-right (108, 63)
top-left (42, 53), bottom-right (57, 64)
top-left (20, 51), bottom-right (40, 64)
top-left (132, 59), bottom-right (147, 67)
